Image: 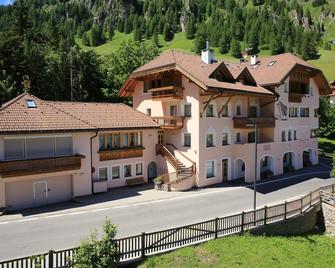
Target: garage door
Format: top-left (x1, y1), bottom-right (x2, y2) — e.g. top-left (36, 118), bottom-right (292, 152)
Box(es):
top-left (5, 175), bottom-right (72, 211)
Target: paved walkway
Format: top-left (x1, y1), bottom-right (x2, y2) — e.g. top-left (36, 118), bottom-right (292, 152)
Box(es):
top-left (0, 158), bottom-right (331, 223)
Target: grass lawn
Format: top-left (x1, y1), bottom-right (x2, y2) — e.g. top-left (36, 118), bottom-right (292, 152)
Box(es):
top-left (76, 31), bottom-right (335, 81)
top-left (138, 234), bottom-right (335, 268)
top-left (318, 137), bottom-right (335, 158)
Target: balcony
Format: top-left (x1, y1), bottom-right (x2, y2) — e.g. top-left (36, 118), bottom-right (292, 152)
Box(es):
top-left (288, 93), bottom-right (305, 103)
top-left (148, 86), bottom-right (183, 100)
top-left (233, 117), bottom-right (276, 129)
top-left (0, 154), bottom-right (85, 178)
top-left (99, 147), bottom-right (144, 161)
top-left (152, 116), bottom-right (184, 129)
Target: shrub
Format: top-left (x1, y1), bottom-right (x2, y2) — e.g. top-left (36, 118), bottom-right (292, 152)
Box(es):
top-left (153, 176), bottom-right (163, 185)
top-left (73, 218), bottom-right (119, 268)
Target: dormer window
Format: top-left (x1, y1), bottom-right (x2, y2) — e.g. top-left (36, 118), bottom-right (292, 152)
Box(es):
top-left (26, 100), bottom-right (37, 108)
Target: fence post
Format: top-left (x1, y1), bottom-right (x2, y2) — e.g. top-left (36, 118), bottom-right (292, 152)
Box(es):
top-left (241, 212), bottom-right (245, 233)
top-left (284, 201), bottom-right (287, 220)
top-left (48, 250), bottom-right (54, 268)
top-left (264, 206), bottom-right (267, 225)
top-left (214, 217), bottom-right (218, 239)
top-left (141, 232), bottom-right (146, 259)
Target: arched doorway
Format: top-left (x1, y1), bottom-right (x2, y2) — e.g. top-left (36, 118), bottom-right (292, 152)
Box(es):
top-left (148, 162), bottom-right (157, 181)
top-left (234, 158), bottom-right (245, 181)
top-left (303, 149), bottom-right (313, 168)
top-left (260, 155), bottom-right (274, 179)
top-left (283, 152), bottom-right (296, 173)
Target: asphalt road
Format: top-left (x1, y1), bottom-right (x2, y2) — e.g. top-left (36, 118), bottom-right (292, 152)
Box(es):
top-left (0, 160), bottom-right (333, 261)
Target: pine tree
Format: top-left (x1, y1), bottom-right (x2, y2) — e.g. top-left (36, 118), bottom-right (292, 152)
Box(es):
top-left (108, 24), bottom-right (114, 41)
top-left (219, 31), bottom-right (230, 54)
top-left (163, 24), bottom-right (174, 41)
top-left (82, 32), bottom-right (90, 46)
top-left (230, 38), bottom-right (241, 58)
top-left (152, 30), bottom-right (159, 47)
top-left (185, 15), bottom-right (196, 39)
top-left (193, 23), bottom-right (207, 54)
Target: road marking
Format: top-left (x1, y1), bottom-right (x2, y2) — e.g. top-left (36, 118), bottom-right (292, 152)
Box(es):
top-left (0, 172), bottom-right (333, 225)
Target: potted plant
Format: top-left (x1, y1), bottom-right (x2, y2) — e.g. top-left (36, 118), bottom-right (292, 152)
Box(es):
top-left (153, 176), bottom-right (163, 190)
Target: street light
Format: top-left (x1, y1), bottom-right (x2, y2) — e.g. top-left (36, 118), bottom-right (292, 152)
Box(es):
top-left (246, 122), bottom-right (258, 210)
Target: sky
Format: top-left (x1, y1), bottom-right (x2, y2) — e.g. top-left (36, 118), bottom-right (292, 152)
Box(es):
top-left (0, 0), bottom-right (13, 6)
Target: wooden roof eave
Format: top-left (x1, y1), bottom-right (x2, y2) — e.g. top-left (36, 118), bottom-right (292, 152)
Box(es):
top-left (206, 87), bottom-right (275, 98)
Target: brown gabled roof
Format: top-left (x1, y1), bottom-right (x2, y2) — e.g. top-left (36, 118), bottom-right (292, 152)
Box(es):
top-left (48, 101), bottom-right (159, 130)
top-left (233, 53), bottom-right (330, 94)
top-left (0, 93), bottom-right (93, 134)
top-left (120, 50), bottom-right (274, 97)
top-left (0, 93), bottom-right (159, 134)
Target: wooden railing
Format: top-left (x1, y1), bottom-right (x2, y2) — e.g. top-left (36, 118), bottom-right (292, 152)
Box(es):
top-left (99, 147), bottom-right (144, 161)
top-left (0, 154), bottom-right (85, 178)
top-left (233, 117), bottom-right (276, 128)
top-left (152, 116), bottom-right (184, 129)
top-left (148, 86), bottom-right (183, 99)
top-left (1, 184), bottom-right (334, 267)
top-left (156, 144), bottom-right (179, 172)
top-left (288, 93), bottom-right (304, 103)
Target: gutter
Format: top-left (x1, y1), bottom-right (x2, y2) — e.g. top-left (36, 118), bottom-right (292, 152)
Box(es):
top-left (90, 129), bottom-right (99, 194)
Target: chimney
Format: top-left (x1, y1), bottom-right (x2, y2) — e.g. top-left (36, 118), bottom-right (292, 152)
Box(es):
top-left (250, 55), bottom-right (258, 66)
top-left (201, 41), bottom-right (214, 64)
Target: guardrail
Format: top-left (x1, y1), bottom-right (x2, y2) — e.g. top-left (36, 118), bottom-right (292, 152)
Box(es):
top-left (1, 183), bottom-right (334, 268)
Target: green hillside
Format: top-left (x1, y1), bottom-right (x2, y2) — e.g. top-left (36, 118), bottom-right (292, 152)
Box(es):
top-left (77, 31), bottom-right (335, 81)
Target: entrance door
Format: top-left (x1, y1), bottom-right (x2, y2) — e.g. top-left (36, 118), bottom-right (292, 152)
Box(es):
top-left (148, 162), bottom-right (157, 181)
top-left (222, 159), bottom-right (228, 182)
top-left (33, 181), bottom-right (48, 206)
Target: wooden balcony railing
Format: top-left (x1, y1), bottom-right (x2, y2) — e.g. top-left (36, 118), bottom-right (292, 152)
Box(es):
top-left (233, 117), bottom-right (276, 129)
top-left (288, 93), bottom-right (304, 103)
top-left (152, 116), bottom-right (184, 129)
top-left (0, 154), bottom-right (85, 178)
top-left (148, 86), bottom-right (183, 99)
top-left (99, 147), bottom-right (144, 161)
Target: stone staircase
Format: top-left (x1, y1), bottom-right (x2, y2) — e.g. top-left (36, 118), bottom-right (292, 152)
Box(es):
top-left (156, 144), bottom-right (195, 181)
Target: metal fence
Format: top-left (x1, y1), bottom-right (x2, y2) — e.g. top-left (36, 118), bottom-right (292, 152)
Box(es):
top-left (1, 183), bottom-right (334, 268)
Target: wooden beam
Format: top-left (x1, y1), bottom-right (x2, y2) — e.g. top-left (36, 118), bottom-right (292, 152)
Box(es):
top-left (218, 96), bottom-right (233, 117)
top-left (200, 95), bottom-right (214, 118)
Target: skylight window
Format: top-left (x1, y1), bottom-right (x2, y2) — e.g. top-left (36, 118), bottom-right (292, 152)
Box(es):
top-left (268, 61), bottom-right (276, 66)
top-left (26, 100), bottom-right (37, 108)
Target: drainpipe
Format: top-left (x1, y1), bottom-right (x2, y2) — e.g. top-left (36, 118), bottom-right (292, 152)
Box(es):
top-left (90, 130), bottom-right (98, 195)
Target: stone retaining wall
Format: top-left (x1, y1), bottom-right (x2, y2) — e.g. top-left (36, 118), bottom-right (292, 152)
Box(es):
top-left (321, 202), bottom-right (335, 237)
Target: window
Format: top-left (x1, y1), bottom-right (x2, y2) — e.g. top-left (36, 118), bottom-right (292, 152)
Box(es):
top-left (236, 133), bottom-right (241, 143)
top-left (113, 133), bottom-right (120, 148)
top-left (106, 134), bottom-right (113, 149)
top-left (268, 61), bottom-right (276, 66)
top-left (112, 166), bottom-right (120, 180)
top-left (55, 136), bottom-right (73, 156)
top-left (206, 104), bottom-right (215, 117)
top-left (136, 163), bottom-right (143, 176)
top-left (136, 132), bottom-right (142, 147)
top-left (249, 106), bottom-right (258, 117)
top-left (289, 80), bottom-right (309, 95)
top-left (206, 160), bottom-right (215, 178)
top-left (294, 130), bottom-right (297, 140)
top-left (289, 107), bottom-right (298, 117)
top-left (183, 133), bottom-right (191, 147)
top-left (99, 134), bottom-right (105, 150)
top-left (288, 130), bottom-right (292, 141)
top-left (98, 167), bottom-right (108, 181)
top-left (206, 133), bottom-right (215, 147)
top-left (184, 104), bottom-right (192, 117)
top-left (248, 132), bottom-right (255, 143)
top-left (124, 164), bottom-right (132, 177)
top-left (222, 132), bottom-right (229, 146)
top-left (314, 108), bottom-right (318, 118)
top-left (281, 130), bottom-right (286, 142)
top-left (146, 108), bottom-right (151, 116)
top-left (26, 137), bottom-right (54, 158)
top-left (4, 139), bottom-right (25, 160)
top-left (236, 104), bottom-right (241, 116)
top-left (300, 107), bottom-right (309, 117)
top-left (26, 100), bottom-right (37, 108)
top-left (129, 133), bottom-right (135, 147)
top-left (122, 133), bottom-right (129, 147)
top-left (221, 105), bottom-right (229, 117)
